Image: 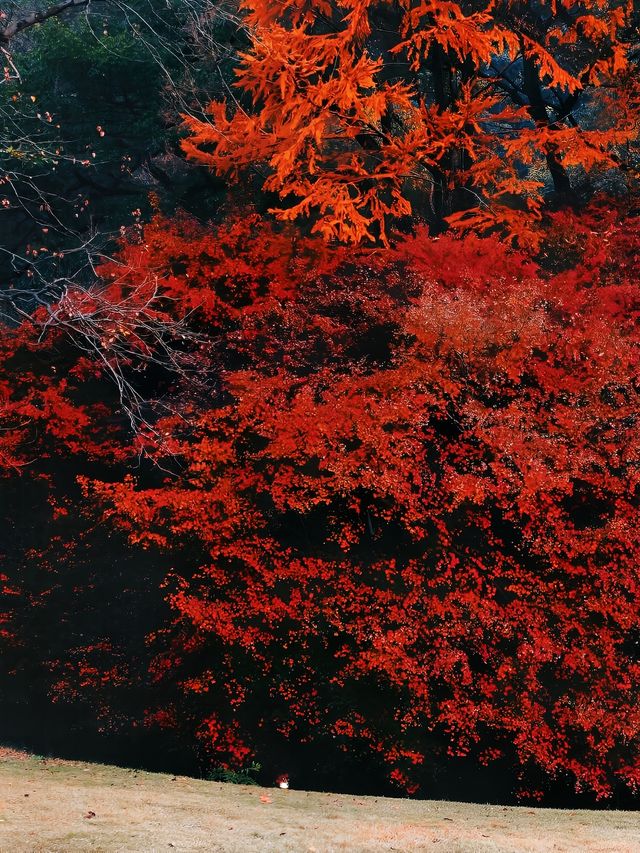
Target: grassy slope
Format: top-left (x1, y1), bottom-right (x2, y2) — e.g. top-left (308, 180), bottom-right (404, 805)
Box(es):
top-left (0, 752), bottom-right (639, 852)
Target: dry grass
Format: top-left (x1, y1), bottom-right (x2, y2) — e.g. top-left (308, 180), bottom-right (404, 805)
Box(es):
top-left (0, 750), bottom-right (639, 852)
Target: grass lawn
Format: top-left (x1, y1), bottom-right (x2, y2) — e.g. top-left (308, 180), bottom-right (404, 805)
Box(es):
top-left (0, 749), bottom-right (639, 851)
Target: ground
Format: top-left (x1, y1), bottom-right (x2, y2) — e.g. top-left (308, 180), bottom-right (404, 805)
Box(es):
top-left (0, 750), bottom-right (639, 852)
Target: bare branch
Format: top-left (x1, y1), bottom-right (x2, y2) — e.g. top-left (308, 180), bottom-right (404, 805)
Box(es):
top-left (0, 0), bottom-right (102, 44)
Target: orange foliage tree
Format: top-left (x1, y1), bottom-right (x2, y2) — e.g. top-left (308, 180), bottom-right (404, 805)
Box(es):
top-left (182, 0), bottom-right (639, 245)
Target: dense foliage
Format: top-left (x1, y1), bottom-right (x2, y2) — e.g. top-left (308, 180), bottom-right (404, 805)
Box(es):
top-left (1, 0), bottom-right (639, 805)
top-left (183, 0), bottom-right (640, 244)
top-left (2, 201), bottom-right (640, 800)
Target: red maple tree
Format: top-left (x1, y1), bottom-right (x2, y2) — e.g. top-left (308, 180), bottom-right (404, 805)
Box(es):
top-left (73, 200), bottom-right (640, 799)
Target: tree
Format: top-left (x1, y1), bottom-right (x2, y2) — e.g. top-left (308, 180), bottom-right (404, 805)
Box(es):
top-left (0, 1), bottom-right (232, 285)
top-left (0, 1), bottom-right (236, 424)
top-left (182, 0), bottom-right (639, 245)
top-left (75, 201), bottom-right (640, 799)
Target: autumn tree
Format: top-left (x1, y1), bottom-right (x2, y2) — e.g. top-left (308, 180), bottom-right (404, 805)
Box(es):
top-left (183, 0), bottom-right (639, 245)
top-left (0, 1), bottom-right (241, 426)
top-left (0, 306), bottom-right (191, 769)
top-left (65, 201), bottom-right (640, 800)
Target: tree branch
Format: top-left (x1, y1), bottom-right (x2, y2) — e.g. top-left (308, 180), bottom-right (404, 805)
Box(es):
top-left (0, 0), bottom-right (100, 44)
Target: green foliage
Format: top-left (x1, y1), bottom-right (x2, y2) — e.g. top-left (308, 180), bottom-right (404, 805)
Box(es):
top-left (0, 2), bottom-right (231, 286)
top-left (205, 762), bottom-right (262, 786)
top-left (0, 15), bottom-right (165, 225)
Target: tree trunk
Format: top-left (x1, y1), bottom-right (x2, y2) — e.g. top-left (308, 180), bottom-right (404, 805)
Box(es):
top-left (521, 46), bottom-right (576, 201)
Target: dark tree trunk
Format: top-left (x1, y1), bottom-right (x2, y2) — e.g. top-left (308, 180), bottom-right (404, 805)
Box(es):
top-left (430, 45), bottom-right (454, 227)
top-left (521, 47), bottom-right (576, 202)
